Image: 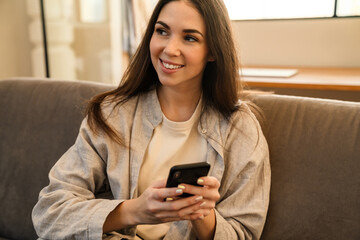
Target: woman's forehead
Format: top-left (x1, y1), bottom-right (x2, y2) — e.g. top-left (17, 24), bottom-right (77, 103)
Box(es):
top-left (157, 1), bottom-right (206, 34)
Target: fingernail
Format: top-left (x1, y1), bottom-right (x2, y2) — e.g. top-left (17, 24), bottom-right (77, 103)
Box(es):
top-left (199, 215), bottom-right (204, 219)
top-left (195, 196), bottom-right (203, 201)
top-left (176, 189), bottom-right (183, 194)
top-left (177, 185), bottom-right (185, 189)
top-left (200, 201), bottom-right (206, 207)
top-left (166, 197), bottom-right (173, 201)
top-left (197, 178), bottom-right (204, 184)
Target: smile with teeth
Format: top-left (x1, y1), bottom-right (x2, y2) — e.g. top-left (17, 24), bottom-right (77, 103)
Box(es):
top-left (161, 60), bottom-right (183, 70)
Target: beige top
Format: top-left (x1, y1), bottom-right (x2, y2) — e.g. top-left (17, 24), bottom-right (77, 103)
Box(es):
top-left (137, 100), bottom-right (207, 239)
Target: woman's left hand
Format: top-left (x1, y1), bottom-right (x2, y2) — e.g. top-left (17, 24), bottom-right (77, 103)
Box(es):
top-left (178, 176), bottom-right (220, 218)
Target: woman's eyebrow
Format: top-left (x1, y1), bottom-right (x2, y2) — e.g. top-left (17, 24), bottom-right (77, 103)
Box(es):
top-left (156, 21), bottom-right (170, 29)
top-left (183, 29), bottom-right (204, 37)
top-left (155, 21), bottom-right (204, 37)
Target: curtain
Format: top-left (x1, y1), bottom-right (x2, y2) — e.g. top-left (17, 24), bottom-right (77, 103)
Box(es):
top-left (121, 0), bottom-right (156, 58)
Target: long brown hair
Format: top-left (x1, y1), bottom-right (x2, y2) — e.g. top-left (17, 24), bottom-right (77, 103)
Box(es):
top-left (86, 0), bottom-right (249, 144)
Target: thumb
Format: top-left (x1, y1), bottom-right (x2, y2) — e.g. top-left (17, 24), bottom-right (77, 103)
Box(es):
top-left (150, 179), bottom-right (167, 188)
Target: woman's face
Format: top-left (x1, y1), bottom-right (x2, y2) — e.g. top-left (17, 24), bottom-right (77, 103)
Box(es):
top-left (150, 0), bottom-right (211, 92)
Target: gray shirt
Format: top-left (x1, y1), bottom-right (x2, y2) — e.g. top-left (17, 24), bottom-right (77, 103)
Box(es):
top-left (32, 89), bottom-right (270, 240)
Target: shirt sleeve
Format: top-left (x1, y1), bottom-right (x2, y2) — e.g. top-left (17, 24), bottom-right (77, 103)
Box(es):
top-left (32, 118), bottom-right (134, 239)
top-left (212, 109), bottom-right (271, 240)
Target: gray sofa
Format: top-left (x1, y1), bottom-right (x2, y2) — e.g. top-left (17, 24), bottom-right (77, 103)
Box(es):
top-left (0, 78), bottom-right (359, 240)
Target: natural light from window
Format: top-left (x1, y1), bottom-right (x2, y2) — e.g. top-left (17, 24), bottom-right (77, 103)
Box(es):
top-left (337, 0), bottom-right (360, 16)
top-left (224, 0), bottom-right (360, 20)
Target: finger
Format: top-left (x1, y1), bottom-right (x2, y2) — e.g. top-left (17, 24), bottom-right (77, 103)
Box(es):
top-left (192, 208), bottom-right (212, 218)
top-left (151, 186), bottom-right (184, 201)
top-left (155, 199), bottom-right (204, 220)
top-left (150, 179), bottom-right (167, 188)
top-left (158, 194), bottom-right (205, 217)
top-left (177, 184), bottom-right (220, 201)
top-left (196, 176), bottom-right (220, 188)
top-left (197, 201), bottom-right (215, 209)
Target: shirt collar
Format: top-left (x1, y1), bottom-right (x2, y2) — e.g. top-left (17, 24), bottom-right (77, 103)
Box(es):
top-left (142, 89), bottom-right (227, 157)
top-left (142, 89), bottom-right (163, 128)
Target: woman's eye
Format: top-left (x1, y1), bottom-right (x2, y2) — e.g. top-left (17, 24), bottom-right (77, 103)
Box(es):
top-left (185, 35), bottom-right (198, 42)
top-left (156, 28), bottom-right (167, 36)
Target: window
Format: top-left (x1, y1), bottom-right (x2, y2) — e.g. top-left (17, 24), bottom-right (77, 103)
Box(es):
top-left (337, 0), bottom-right (360, 16)
top-left (224, 0), bottom-right (360, 20)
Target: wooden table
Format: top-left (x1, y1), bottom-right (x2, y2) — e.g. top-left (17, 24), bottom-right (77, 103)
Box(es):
top-left (242, 67), bottom-right (360, 91)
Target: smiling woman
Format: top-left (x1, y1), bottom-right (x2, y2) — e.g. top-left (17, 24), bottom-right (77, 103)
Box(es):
top-left (32, 1), bottom-right (271, 239)
top-left (149, 1), bottom-right (212, 120)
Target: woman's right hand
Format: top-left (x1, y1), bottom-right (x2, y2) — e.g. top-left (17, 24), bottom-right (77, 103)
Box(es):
top-left (103, 179), bottom-right (206, 233)
top-left (131, 179), bottom-right (206, 224)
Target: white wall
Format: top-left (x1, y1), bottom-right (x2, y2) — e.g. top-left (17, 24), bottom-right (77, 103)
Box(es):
top-left (232, 17), bottom-right (360, 68)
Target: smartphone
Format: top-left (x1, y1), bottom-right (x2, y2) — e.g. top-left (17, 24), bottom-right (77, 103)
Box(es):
top-left (166, 162), bottom-right (211, 197)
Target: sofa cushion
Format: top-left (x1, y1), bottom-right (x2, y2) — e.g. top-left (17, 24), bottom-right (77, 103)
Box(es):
top-left (0, 79), bottom-right (114, 240)
top-left (253, 94), bottom-right (360, 240)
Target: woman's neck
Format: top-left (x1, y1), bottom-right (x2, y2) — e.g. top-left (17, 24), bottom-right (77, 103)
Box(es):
top-left (157, 86), bottom-right (201, 122)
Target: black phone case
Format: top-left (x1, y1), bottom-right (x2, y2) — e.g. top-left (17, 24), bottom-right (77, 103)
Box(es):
top-left (165, 162), bottom-right (210, 197)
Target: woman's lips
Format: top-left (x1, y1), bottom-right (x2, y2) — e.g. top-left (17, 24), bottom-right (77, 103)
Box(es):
top-left (160, 59), bottom-right (184, 73)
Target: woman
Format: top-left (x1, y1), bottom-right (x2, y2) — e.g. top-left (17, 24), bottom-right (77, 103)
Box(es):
top-left (32, 0), bottom-right (270, 239)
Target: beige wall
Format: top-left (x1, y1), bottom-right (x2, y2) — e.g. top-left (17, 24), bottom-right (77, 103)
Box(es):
top-left (232, 17), bottom-right (360, 68)
top-left (0, 0), bottom-right (33, 79)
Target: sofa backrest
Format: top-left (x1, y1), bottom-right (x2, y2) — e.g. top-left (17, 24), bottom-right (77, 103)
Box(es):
top-left (253, 94), bottom-right (360, 240)
top-left (0, 79), bottom-right (114, 239)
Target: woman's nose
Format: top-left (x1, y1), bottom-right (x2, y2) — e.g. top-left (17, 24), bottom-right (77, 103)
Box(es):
top-left (163, 37), bottom-right (181, 57)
